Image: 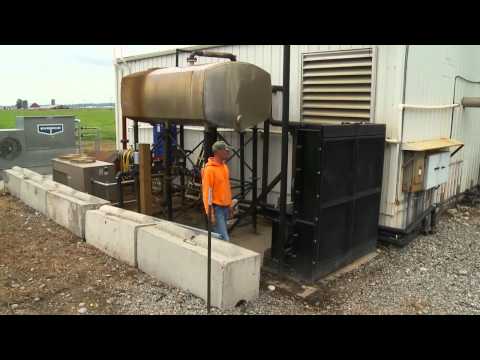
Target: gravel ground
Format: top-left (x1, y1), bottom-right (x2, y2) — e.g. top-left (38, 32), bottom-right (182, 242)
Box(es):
top-left (306, 201), bottom-right (480, 315)
top-left (1, 190), bottom-right (479, 315)
top-left (0, 193), bottom-right (316, 315)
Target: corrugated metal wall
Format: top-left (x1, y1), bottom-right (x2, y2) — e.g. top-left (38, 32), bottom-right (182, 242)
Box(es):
top-left (115, 45), bottom-right (377, 143)
top-left (374, 46), bottom-right (407, 228)
top-left (114, 45), bottom-right (389, 205)
top-left (114, 45), bottom-right (480, 230)
top-left (392, 45), bottom-right (480, 229)
top-left (452, 80), bottom-right (480, 193)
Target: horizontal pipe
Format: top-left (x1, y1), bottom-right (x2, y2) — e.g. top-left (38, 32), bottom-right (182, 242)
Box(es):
top-left (269, 118), bottom-right (311, 129)
top-left (126, 124), bottom-right (285, 135)
top-left (462, 97), bottom-right (480, 107)
top-left (399, 103), bottom-right (460, 110)
top-left (188, 50), bottom-right (236, 62)
top-left (111, 199), bottom-right (137, 206)
top-left (92, 179), bottom-right (135, 187)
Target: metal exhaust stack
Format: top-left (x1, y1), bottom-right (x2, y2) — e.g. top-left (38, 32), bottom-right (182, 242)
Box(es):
top-left (278, 45), bottom-right (290, 264)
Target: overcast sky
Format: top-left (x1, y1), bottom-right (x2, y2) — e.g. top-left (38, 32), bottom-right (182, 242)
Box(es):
top-left (0, 45), bottom-right (193, 106)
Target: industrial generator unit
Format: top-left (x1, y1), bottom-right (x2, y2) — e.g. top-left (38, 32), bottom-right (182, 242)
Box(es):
top-left (270, 122), bottom-right (386, 281)
top-left (52, 157), bottom-right (117, 202)
top-left (114, 47), bottom-right (389, 283)
top-left (0, 116), bottom-right (77, 175)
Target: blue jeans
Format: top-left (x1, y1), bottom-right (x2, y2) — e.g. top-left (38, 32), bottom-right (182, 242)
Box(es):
top-left (212, 205), bottom-right (230, 241)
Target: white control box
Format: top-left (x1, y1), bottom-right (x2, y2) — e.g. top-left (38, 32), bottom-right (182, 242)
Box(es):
top-left (424, 151), bottom-right (450, 189)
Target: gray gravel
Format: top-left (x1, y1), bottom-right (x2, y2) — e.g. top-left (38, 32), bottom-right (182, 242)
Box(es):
top-left (3, 189), bottom-right (480, 315)
top-left (108, 274), bottom-right (318, 315)
top-left (110, 201), bottom-right (480, 315)
top-left (306, 203), bottom-right (480, 315)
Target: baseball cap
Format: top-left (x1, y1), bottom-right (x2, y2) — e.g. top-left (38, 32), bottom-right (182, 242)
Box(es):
top-left (212, 141), bottom-right (231, 153)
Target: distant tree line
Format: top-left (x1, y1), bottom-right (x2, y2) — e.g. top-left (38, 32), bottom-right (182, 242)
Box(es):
top-left (16, 99), bottom-right (28, 109)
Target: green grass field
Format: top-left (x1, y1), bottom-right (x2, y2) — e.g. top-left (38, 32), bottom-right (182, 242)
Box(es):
top-left (0, 108), bottom-right (116, 141)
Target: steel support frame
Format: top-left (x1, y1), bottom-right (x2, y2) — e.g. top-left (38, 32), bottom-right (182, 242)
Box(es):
top-left (163, 122), bottom-right (173, 220)
top-left (119, 47), bottom-right (280, 233)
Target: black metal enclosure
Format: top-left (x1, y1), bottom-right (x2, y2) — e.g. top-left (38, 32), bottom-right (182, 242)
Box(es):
top-left (271, 122), bottom-right (386, 282)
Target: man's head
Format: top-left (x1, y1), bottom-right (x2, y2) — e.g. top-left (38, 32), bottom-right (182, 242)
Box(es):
top-left (212, 141), bottom-right (231, 162)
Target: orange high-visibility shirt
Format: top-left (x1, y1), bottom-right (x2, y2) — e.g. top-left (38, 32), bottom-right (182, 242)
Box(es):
top-left (201, 157), bottom-right (232, 214)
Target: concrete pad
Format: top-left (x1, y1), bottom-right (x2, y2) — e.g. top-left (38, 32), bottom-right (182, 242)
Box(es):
top-left (46, 186), bottom-right (110, 239)
top-left (231, 221), bottom-right (272, 265)
top-left (85, 205), bottom-right (161, 267)
top-left (137, 224), bottom-right (262, 309)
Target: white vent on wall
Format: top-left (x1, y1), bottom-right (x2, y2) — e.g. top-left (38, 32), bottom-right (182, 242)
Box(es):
top-left (301, 48), bottom-right (374, 123)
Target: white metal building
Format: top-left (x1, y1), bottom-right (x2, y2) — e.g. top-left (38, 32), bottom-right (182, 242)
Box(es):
top-left (114, 45), bottom-right (480, 231)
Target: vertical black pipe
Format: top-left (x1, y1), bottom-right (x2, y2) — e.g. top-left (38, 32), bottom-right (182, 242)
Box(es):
top-left (207, 194), bottom-right (212, 314)
top-left (133, 120), bottom-right (139, 151)
top-left (121, 116), bottom-right (128, 150)
top-left (176, 49), bottom-right (186, 203)
top-left (135, 171), bottom-right (141, 213)
top-left (252, 126), bottom-right (258, 232)
top-left (117, 173), bottom-right (124, 208)
top-left (261, 119), bottom-right (270, 204)
top-left (179, 124), bottom-right (185, 202)
top-left (240, 132), bottom-right (245, 198)
top-left (278, 45), bottom-right (290, 262)
top-left (164, 122), bottom-right (173, 220)
top-left (203, 126), bottom-right (217, 164)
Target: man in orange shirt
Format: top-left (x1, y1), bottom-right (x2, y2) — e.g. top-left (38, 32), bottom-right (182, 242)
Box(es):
top-left (202, 141), bottom-right (233, 241)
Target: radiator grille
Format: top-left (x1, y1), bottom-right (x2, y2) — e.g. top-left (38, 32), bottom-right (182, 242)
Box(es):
top-left (302, 48), bottom-right (374, 123)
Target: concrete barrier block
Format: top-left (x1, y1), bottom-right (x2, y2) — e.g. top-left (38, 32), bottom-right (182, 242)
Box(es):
top-left (85, 205), bottom-right (160, 267)
top-left (137, 224), bottom-right (261, 309)
top-left (2, 166), bottom-right (25, 198)
top-left (46, 186), bottom-right (110, 239)
top-left (19, 170), bottom-right (56, 215)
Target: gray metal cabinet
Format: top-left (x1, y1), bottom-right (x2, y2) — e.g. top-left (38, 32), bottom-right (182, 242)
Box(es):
top-left (424, 151), bottom-right (450, 189)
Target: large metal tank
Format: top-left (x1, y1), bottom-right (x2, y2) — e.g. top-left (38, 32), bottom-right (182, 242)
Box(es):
top-left (121, 62), bottom-right (272, 131)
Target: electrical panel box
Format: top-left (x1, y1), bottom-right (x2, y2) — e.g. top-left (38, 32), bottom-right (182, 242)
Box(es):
top-left (424, 151), bottom-right (450, 189)
top-left (402, 152), bottom-right (425, 193)
top-left (402, 150), bottom-right (450, 192)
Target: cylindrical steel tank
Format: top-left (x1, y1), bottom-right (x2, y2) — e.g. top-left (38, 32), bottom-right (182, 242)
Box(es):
top-left (121, 62), bottom-right (272, 132)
